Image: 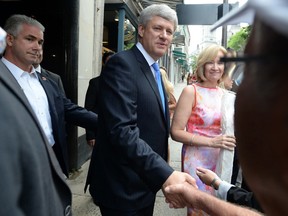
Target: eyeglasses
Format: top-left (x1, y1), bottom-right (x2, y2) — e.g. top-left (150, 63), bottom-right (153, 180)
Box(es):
top-left (220, 55), bottom-right (288, 64)
top-left (220, 55), bottom-right (264, 64)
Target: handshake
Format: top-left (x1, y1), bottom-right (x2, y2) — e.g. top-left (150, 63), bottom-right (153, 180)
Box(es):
top-left (162, 169), bottom-right (263, 216)
top-left (162, 167), bottom-right (218, 209)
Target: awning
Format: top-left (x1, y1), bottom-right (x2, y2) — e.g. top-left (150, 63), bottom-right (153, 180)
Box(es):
top-left (210, 3), bottom-right (254, 31)
top-left (173, 50), bottom-right (186, 58)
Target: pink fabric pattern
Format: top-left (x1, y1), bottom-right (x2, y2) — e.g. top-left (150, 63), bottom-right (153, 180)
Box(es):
top-left (183, 84), bottom-right (223, 216)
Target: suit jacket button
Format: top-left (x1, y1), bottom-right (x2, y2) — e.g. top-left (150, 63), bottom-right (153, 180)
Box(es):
top-left (64, 205), bottom-right (71, 216)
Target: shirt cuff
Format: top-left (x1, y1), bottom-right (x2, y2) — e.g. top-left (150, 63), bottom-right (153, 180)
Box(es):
top-left (216, 181), bottom-right (233, 201)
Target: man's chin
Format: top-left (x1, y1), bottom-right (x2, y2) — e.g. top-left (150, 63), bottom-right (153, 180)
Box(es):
top-left (155, 50), bottom-right (167, 59)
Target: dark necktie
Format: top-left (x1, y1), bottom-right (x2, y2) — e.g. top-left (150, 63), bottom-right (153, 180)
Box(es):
top-left (152, 62), bottom-right (165, 112)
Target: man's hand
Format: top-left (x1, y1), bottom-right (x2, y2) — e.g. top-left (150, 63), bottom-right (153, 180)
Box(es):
top-left (164, 182), bottom-right (199, 209)
top-left (162, 171), bottom-right (197, 208)
top-left (87, 139), bottom-right (95, 147)
top-left (165, 182), bottom-right (264, 216)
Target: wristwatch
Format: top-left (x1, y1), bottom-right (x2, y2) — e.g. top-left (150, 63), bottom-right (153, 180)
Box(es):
top-left (210, 177), bottom-right (220, 190)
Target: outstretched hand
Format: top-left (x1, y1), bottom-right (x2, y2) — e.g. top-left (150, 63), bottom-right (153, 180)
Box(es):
top-left (162, 171), bottom-right (197, 208)
top-left (196, 167), bottom-right (219, 186)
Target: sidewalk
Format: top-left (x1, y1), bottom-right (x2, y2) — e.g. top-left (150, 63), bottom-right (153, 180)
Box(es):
top-left (67, 81), bottom-right (187, 216)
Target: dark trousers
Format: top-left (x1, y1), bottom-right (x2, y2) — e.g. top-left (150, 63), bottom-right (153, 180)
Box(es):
top-left (99, 203), bottom-right (155, 216)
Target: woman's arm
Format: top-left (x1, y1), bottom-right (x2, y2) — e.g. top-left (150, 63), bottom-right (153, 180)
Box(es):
top-left (170, 85), bottom-right (236, 150)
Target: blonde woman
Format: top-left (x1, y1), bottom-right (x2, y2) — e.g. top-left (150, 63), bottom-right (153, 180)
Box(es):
top-left (160, 67), bottom-right (177, 119)
top-left (160, 67), bottom-right (176, 164)
top-left (171, 44), bottom-right (236, 216)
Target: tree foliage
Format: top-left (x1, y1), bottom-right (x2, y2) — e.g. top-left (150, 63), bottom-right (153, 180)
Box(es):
top-left (190, 54), bottom-right (198, 73)
top-left (228, 25), bottom-right (252, 51)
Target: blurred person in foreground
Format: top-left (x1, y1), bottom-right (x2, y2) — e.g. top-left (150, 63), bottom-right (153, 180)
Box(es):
top-left (1, 14), bottom-right (98, 177)
top-left (85, 4), bottom-right (196, 215)
top-left (165, 0), bottom-right (288, 215)
top-left (0, 26), bottom-right (72, 216)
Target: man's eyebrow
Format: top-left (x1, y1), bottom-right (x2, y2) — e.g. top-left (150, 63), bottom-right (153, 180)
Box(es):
top-left (25, 34), bottom-right (44, 43)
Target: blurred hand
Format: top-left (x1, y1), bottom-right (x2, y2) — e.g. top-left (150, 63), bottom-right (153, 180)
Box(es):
top-left (162, 171), bottom-right (197, 208)
top-left (196, 167), bottom-right (219, 186)
top-left (164, 182), bottom-right (200, 209)
top-left (210, 135), bottom-right (236, 150)
top-left (87, 139), bottom-right (95, 147)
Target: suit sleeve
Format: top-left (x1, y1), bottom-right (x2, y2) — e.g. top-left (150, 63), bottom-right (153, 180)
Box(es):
top-left (84, 78), bottom-right (99, 140)
top-left (56, 77), bottom-right (65, 96)
top-left (41, 75), bottom-right (98, 132)
top-left (63, 96), bottom-right (98, 131)
top-left (227, 186), bottom-right (263, 212)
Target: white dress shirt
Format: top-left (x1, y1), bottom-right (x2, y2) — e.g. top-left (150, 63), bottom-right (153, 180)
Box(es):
top-left (216, 180), bottom-right (234, 200)
top-left (136, 42), bottom-right (158, 78)
top-left (1, 58), bottom-right (55, 146)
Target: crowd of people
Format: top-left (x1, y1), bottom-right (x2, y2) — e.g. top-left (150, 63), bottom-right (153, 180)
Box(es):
top-left (1, 0), bottom-right (288, 215)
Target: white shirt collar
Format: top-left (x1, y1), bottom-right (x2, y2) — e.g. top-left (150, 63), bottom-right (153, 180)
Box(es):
top-left (1, 57), bottom-right (38, 81)
top-left (136, 42), bottom-right (158, 67)
top-left (34, 64), bottom-right (41, 73)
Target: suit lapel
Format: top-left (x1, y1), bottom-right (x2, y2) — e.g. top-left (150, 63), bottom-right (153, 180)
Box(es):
top-left (132, 46), bottom-right (169, 123)
top-left (0, 61), bottom-right (33, 111)
top-left (37, 70), bottom-right (58, 115)
top-left (0, 61), bottom-right (67, 181)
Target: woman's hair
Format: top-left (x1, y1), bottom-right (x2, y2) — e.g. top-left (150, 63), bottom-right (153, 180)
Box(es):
top-left (160, 67), bottom-right (174, 99)
top-left (138, 4), bottom-right (178, 31)
top-left (195, 44), bottom-right (227, 83)
top-left (4, 14), bottom-right (45, 37)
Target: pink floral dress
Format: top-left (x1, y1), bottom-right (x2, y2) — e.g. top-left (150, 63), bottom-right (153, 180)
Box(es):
top-left (183, 84), bottom-right (224, 216)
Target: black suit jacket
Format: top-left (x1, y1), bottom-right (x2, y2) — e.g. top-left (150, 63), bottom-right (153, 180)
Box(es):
top-left (84, 76), bottom-right (100, 141)
top-left (0, 61), bottom-right (72, 216)
top-left (34, 68), bottom-right (98, 176)
top-left (85, 45), bottom-right (174, 210)
top-left (227, 186), bottom-right (263, 212)
top-left (40, 68), bottom-right (66, 95)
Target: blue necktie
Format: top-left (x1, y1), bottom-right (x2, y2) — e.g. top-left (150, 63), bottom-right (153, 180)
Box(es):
top-left (152, 62), bottom-right (165, 112)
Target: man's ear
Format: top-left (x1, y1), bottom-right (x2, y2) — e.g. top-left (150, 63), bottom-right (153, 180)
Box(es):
top-left (138, 25), bottom-right (144, 38)
top-left (6, 34), bottom-right (14, 46)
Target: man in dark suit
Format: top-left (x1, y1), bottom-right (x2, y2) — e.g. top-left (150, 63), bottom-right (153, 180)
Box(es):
top-left (84, 51), bottom-right (114, 147)
top-left (2, 14), bottom-right (98, 177)
top-left (0, 27), bottom-right (72, 216)
top-left (85, 4), bottom-right (196, 215)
